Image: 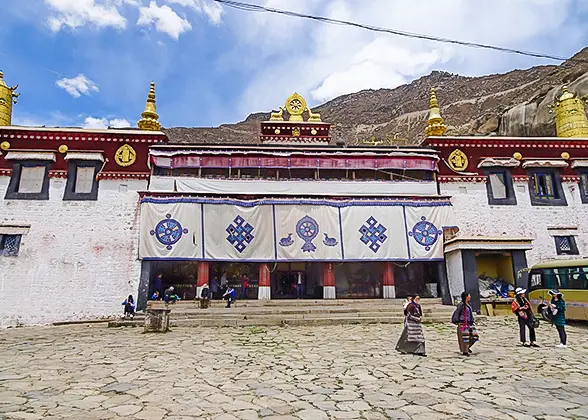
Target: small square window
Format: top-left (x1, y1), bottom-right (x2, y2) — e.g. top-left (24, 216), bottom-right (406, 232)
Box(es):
top-left (5, 161), bottom-right (51, 200)
top-left (63, 161), bottom-right (101, 201)
top-left (554, 236), bottom-right (579, 255)
top-left (0, 234), bottom-right (22, 257)
top-left (528, 170), bottom-right (567, 206)
top-left (485, 169), bottom-right (516, 205)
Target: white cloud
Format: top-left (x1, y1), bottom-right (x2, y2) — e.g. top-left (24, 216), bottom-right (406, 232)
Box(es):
top-left (45, 0), bottom-right (127, 31)
top-left (228, 0), bottom-right (578, 115)
top-left (82, 117), bottom-right (131, 129)
top-left (164, 0), bottom-right (222, 24)
top-left (56, 74), bottom-right (100, 98)
top-left (137, 1), bottom-right (192, 39)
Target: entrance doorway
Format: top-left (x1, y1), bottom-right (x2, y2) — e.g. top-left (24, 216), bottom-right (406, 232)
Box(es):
top-left (210, 262), bottom-right (260, 299)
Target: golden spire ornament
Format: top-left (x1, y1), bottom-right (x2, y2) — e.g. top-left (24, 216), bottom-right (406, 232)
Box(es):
top-left (425, 88), bottom-right (447, 137)
top-left (0, 71), bottom-right (20, 126)
top-left (554, 86), bottom-right (588, 138)
top-left (138, 81), bottom-right (162, 131)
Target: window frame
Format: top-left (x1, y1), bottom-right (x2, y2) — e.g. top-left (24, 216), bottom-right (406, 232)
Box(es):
top-left (554, 235), bottom-right (579, 256)
top-left (527, 169), bottom-right (567, 206)
top-left (484, 168), bottom-right (517, 205)
top-left (4, 160), bottom-right (52, 200)
top-left (63, 160), bottom-right (101, 201)
top-left (578, 171), bottom-right (588, 204)
top-left (0, 234), bottom-right (22, 257)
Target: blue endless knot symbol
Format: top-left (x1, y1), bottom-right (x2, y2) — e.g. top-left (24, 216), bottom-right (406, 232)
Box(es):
top-left (150, 214), bottom-right (188, 251)
top-left (226, 215), bottom-right (255, 253)
top-left (409, 216), bottom-right (443, 251)
top-left (359, 216), bottom-right (388, 253)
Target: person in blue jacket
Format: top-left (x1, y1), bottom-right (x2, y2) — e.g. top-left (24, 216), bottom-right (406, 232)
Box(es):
top-left (549, 289), bottom-right (567, 349)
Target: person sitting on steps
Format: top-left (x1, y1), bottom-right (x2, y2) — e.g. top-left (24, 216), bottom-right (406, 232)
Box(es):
top-left (223, 285), bottom-right (236, 308)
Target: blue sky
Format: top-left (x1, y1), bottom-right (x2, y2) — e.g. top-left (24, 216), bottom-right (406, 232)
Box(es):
top-left (2, 0), bottom-right (588, 130)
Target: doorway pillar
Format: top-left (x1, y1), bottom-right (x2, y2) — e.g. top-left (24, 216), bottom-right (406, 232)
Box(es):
top-left (197, 261), bottom-right (210, 299)
top-left (258, 263), bottom-right (271, 300)
top-left (382, 262), bottom-right (396, 298)
top-left (323, 262), bottom-right (336, 299)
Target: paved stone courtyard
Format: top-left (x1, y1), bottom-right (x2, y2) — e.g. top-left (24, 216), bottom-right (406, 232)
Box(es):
top-left (1, 318), bottom-right (587, 420)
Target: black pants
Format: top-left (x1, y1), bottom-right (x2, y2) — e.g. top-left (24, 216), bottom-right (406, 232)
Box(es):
top-left (556, 325), bottom-right (567, 345)
top-left (518, 316), bottom-right (536, 343)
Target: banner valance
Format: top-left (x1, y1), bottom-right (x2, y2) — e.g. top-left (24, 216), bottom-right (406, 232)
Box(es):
top-left (139, 198), bottom-right (457, 262)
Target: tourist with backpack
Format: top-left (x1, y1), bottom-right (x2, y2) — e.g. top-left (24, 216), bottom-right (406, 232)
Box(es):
top-left (512, 287), bottom-right (539, 348)
top-left (451, 292), bottom-right (479, 356)
top-left (548, 289), bottom-right (567, 348)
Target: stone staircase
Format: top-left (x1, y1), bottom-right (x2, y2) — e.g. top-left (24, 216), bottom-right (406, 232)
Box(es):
top-left (108, 299), bottom-right (456, 328)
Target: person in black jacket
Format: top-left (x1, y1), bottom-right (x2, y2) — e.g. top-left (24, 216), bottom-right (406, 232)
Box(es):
top-left (451, 292), bottom-right (478, 356)
top-left (513, 287), bottom-right (539, 348)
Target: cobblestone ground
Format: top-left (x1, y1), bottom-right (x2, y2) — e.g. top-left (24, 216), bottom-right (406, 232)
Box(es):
top-left (1, 318), bottom-right (587, 420)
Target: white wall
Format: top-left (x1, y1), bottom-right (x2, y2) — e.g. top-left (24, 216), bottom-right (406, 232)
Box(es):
top-left (0, 176), bottom-right (146, 327)
top-left (442, 180), bottom-right (588, 266)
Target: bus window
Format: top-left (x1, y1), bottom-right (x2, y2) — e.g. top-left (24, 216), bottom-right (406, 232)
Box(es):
top-left (529, 271), bottom-right (542, 290)
top-left (569, 267), bottom-right (588, 289)
top-left (543, 269), bottom-right (559, 289)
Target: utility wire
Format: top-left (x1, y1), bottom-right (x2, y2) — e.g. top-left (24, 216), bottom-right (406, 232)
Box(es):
top-left (214, 0), bottom-right (588, 65)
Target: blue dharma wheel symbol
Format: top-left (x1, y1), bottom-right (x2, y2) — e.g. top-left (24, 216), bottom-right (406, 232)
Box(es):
top-left (150, 214), bottom-right (188, 250)
top-left (409, 216), bottom-right (442, 251)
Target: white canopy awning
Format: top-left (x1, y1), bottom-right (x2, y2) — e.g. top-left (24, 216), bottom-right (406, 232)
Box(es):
top-left (521, 159), bottom-right (568, 169)
top-left (64, 152), bottom-right (104, 162)
top-left (477, 157), bottom-right (521, 168)
top-left (4, 151), bottom-right (56, 161)
top-left (571, 159), bottom-right (588, 169)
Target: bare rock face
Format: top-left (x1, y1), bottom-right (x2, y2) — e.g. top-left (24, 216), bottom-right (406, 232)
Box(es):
top-left (165, 48), bottom-right (588, 145)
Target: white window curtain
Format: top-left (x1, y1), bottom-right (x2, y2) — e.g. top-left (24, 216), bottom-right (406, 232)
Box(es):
top-left (489, 173), bottom-right (507, 199)
top-left (18, 166), bottom-right (45, 193)
top-left (75, 167), bottom-right (96, 194)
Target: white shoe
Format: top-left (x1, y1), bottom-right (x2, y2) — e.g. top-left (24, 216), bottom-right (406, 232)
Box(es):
top-left (555, 344), bottom-right (567, 349)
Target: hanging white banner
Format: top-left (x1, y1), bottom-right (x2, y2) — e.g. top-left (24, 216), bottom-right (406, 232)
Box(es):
top-left (340, 206), bottom-right (409, 261)
top-left (139, 201), bottom-right (201, 259)
top-left (405, 205), bottom-right (456, 260)
top-left (203, 204), bottom-right (274, 261)
top-left (275, 204), bottom-right (342, 261)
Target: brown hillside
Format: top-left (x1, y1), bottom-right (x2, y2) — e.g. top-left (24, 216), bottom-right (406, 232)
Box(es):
top-left (165, 47), bottom-right (588, 145)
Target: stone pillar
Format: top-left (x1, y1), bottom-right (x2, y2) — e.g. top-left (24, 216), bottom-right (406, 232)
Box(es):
top-left (323, 263), bottom-right (336, 299)
top-left (258, 263), bottom-right (271, 300)
top-left (382, 262), bottom-right (396, 298)
top-left (196, 261), bottom-right (210, 299)
top-left (437, 260), bottom-right (452, 305)
top-left (512, 250), bottom-right (529, 289)
top-left (144, 307), bottom-right (171, 333)
top-left (462, 250), bottom-right (481, 313)
top-left (137, 261), bottom-right (152, 312)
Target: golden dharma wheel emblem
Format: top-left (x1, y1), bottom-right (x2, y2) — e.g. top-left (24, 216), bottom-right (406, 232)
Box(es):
top-left (115, 144), bottom-right (137, 167)
top-left (447, 149), bottom-right (469, 172)
top-left (285, 93), bottom-right (307, 117)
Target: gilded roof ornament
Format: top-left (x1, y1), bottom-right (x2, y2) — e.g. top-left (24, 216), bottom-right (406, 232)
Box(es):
top-left (269, 92), bottom-right (322, 122)
top-left (553, 86), bottom-right (588, 138)
top-left (0, 71), bottom-right (20, 126)
top-left (425, 88), bottom-right (447, 137)
top-left (138, 81), bottom-right (162, 131)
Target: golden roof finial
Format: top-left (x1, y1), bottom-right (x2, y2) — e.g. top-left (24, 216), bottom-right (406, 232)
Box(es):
top-left (0, 71), bottom-right (20, 126)
top-left (138, 81), bottom-right (162, 131)
top-left (554, 85), bottom-right (588, 138)
top-left (425, 88), bottom-right (447, 137)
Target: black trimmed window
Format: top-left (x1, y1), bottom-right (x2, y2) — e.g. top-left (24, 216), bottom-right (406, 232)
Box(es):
top-left (528, 170), bottom-right (567, 206)
top-left (485, 168), bottom-right (516, 205)
top-left (63, 160), bottom-right (101, 201)
top-left (0, 234), bottom-right (22, 257)
top-left (554, 236), bottom-right (579, 255)
top-left (5, 160), bottom-right (51, 200)
top-left (579, 172), bottom-right (588, 204)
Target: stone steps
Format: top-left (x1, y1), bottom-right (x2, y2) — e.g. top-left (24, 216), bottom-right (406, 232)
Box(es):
top-left (108, 298), bottom-right (455, 328)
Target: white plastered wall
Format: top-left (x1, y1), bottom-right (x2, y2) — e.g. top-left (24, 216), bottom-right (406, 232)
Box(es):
top-left (0, 176), bottom-right (146, 327)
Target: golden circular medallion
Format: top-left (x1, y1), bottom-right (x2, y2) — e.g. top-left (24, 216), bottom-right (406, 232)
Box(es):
top-left (561, 151), bottom-right (570, 160)
top-left (0, 141), bottom-right (10, 151)
top-left (513, 152), bottom-right (523, 161)
top-left (285, 93), bottom-right (307, 117)
top-left (311, 128), bottom-right (318, 135)
top-left (274, 128), bottom-right (281, 135)
top-left (58, 144), bottom-right (68, 154)
top-left (115, 144), bottom-right (137, 167)
top-left (447, 149), bottom-right (469, 172)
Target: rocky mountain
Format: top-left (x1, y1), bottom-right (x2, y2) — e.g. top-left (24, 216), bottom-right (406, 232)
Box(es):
top-left (165, 47), bottom-right (588, 145)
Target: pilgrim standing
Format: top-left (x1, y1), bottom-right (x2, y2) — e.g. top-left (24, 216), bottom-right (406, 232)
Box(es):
top-left (200, 283), bottom-right (211, 309)
top-left (451, 292), bottom-right (479, 356)
top-left (549, 289), bottom-right (567, 348)
top-left (396, 295), bottom-right (426, 356)
top-left (242, 274), bottom-right (249, 299)
top-left (512, 287), bottom-right (539, 348)
top-left (154, 273), bottom-right (164, 296)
